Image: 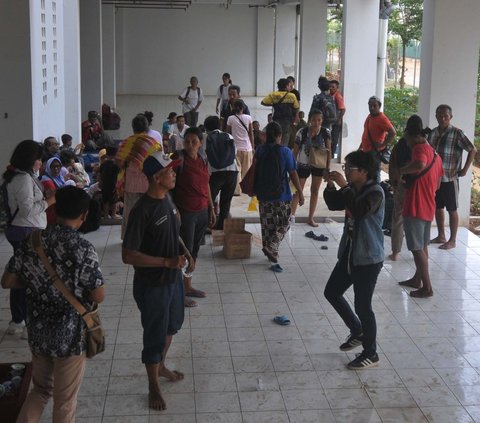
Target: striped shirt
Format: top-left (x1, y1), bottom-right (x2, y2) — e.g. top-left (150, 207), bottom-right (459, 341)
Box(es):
top-left (428, 125), bottom-right (474, 182)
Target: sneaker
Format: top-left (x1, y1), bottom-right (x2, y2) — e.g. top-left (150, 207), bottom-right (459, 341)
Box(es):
top-left (339, 333), bottom-right (363, 351)
top-left (289, 215), bottom-right (295, 225)
top-left (7, 321), bottom-right (25, 335)
top-left (347, 353), bottom-right (379, 370)
top-left (21, 327), bottom-right (28, 340)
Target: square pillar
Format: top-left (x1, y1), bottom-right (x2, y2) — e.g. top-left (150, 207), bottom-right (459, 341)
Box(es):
top-left (102, 3), bottom-right (116, 108)
top-left (299, 0), bottom-right (328, 110)
top-left (80, 0), bottom-right (102, 118)
top-left (419, 0), bottom-right (480, 226)
top-left (274, 4), bottom-right (297, 84)
top-left (340, 0), bottom-right (379, 159)
top-left (256, 7), bottom-right (274, 96)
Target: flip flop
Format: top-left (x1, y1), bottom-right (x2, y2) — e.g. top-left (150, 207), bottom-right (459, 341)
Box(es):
top-left (184, 298), bottom-right (198, 308)
top-left (315, 234), bottom-right (329, 241)
top-left (185, 289), bottom-right (206, 298)
top-left (305, 231), bottom-right (316, 239)
top-left (270, 264), bottom-right (284, 273)
top-left (273, 315), bottom-right (291, 326)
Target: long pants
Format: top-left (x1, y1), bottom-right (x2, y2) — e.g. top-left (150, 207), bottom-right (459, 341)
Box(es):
top-left (184, 111), bottom-right (199, 127)
top-left (324, 250), bottom-right (382, 357)
top-left (331, 123), bottom-right (342, 157)
top-left (259, 200), bottom-right (291, 260)
top-left (16, 353), bottom-right (86, 423)
top-left (391, 184), bottom-right (406, 254)
top-left (275, 119), bottom-right (291, 147)
top-left (235, 150), bottom-right (253, 195)
top-left (179, 208), bottom-right (209, 259)
top-left (5, 226), bottom-right (36, 324)
top-left (209, 171), bottom-right (238, 230)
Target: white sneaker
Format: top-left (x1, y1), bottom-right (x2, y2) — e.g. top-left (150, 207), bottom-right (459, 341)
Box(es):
top-left (7, 321), bottom-right (25, 335)
top-left (21, 327), bottom-right (28, 340)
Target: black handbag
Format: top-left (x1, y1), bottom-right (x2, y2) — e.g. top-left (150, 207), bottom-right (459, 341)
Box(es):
top-left (402, 152), bottom-right (438, 189)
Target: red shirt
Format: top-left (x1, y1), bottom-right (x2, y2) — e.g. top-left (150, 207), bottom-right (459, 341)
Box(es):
top-left (402, 143), bottom-right (444, 221)
top-left (173, 152), bottom-right (210, 213)
top-left (332, 91), bottom-right (345, 111)
top-left (360, 113), bottom-right (393, 152)
top-left (82, 120), bottom-right (102, 145)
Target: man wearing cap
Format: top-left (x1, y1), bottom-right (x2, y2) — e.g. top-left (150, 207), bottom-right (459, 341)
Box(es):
top-left (122, 151), bottom-right (194, 411)
top-left (359, 96), bottom-right (396, 156)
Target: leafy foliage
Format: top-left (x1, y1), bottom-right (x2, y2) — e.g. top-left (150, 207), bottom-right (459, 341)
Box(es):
top-left (383, 87), bottom-right (419, 136)
top-left (389, 0), bottom-right (423, 88)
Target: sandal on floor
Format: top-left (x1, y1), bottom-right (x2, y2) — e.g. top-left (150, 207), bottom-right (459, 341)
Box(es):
top-left (273, 315), bottom-right (291, 326)
top-left (184, 298), bottom-right (198, 308)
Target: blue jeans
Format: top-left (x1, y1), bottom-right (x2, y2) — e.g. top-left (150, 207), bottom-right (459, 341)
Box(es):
top-left (5, 226), bottom-right (37, 323)
top-left (324, 250), bottom-right (382, 357)
top-left (133, 273), bottom-right (185, 364)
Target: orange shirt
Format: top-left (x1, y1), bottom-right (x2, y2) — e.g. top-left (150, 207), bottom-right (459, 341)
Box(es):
top-left (332, 91), bottom-right (346, 111)
top-left (360, 113), bottom-right (393, 152)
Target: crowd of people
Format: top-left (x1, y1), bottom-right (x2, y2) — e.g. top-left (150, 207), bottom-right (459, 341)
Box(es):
top-left (0, 70), bottom-right (477, 418)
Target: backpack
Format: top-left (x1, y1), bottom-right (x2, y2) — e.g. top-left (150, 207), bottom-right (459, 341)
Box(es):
top-left (0, 180), bottom-right (19, 230)
top-left (205, 131), bottom-right (236, 169)
top-left (272, 92), bottom-right (294, 122)
top-left (254, 144), bottom-right (284, 200)
top-left (310, 92), bottom-right (337, 127)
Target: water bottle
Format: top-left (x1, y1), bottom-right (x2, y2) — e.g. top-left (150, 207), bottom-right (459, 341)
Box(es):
top-left (256, 377), bottom-right (265, 391)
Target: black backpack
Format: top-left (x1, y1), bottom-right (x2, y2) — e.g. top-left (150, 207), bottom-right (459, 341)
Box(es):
top-left (205, 131), bottom-right (236, 169)
top-left (254, 144), bottom-right (284, 200)
top-left (310, 93), bottom-right (337, 127)
top-left (272, 92), bottom-right (294, 122)
top-left (0, 180), bottom-right (18, 230)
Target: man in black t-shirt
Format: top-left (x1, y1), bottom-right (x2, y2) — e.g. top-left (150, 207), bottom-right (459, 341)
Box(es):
top-left (122, 151), bottom-right (194, 411)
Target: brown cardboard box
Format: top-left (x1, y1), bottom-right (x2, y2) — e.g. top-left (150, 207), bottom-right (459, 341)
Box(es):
top-left (221, 219), bottom-right (252, 259)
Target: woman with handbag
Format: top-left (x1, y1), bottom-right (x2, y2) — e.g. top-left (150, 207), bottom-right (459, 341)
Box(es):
top-left (290, 109), bottom-right (331, 227)
top-left (254, 122), bottom-right (304, 272)
top-left (3, 140), bottom-right (56, 337)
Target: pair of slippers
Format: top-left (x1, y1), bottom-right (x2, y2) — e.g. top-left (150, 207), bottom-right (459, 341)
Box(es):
top-left (273, 315), bottom-right (291, 326)
top-left (305, 231), bottom-right (329, 241)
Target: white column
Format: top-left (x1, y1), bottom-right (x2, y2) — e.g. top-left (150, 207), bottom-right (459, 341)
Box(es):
top-left (256, 7), bottom-right (274, 96)
top-left (340, 0), bottom-right (379, 159)
top-left (80, 0), bottom-right (102, 118)
top-left (419, 0), bottom-right (480, 226)
top-left (102, 3), bottom-right (116, 107)
top-left (299, 0), bottom-right (328, 111)
top-left (274, 4), bottom-right (297, 84)
top-left (63, 0), bottom-right (81, 143)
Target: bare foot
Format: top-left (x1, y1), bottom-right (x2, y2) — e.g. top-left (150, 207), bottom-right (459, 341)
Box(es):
top-left (410, 288), bottom-right (433, 298)
top-left (388, 253), bottom-right (400, 261)
top-left (430, 236), bottom-right (446, 244)
top-left (149, 389), bottom-right (166, 410)
top-left (307, 219), bottom-right (319, 228)
top-left (439, 241), bottom-right (456, 250)
top-left (185, 288), bottom-right (206, 298)
top-left (159, 367), bottom-right (184, 382)
top-left (398, 278), bottom-right (422, 289)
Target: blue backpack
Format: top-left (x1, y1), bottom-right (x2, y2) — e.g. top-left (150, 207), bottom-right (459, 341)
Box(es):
top-left (254, 144), bottom-right (284, 200)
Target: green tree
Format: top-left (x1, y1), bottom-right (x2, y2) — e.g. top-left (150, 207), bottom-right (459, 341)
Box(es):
top-left (389, 0), bottom-right (423, 88)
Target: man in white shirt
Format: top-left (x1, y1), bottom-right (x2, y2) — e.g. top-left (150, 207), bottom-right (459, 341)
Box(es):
top-left (170, 115), bottom-right (190, 152)
top-left (178, 77), bottom-right (204, 127)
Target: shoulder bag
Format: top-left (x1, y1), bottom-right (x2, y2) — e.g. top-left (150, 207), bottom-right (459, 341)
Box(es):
top-left (306, 129), bottom-right (329, 169)
top-left (30, 230), bottom-right (105, 358)
top-left (367, 120), bottom-right (391, 164)
top-left (402, 151), bottom-right (438, 189)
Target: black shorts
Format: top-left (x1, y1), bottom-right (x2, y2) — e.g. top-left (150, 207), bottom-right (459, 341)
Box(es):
top-left (435, 180), bottom-right (458, 212)
top-left (297, 164), bottom-right (325, 179)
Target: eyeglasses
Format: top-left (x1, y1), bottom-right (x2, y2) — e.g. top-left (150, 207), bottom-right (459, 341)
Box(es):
top-left (342, 164), bottom-right (360, 172)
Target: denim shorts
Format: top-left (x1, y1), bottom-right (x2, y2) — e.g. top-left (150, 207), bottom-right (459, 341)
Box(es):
top-left (133, 272), bottom-right (184, 364)
top-left (404, 217), bottom-right (431, 252)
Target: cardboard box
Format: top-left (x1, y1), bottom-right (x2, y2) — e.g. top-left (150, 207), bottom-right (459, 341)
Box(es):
top-left (222, 218), bottom-right (252, 259)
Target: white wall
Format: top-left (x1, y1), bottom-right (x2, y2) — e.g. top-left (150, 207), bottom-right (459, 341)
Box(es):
top-left (274, 4), bottom-right (297, 84)
top-left (102, 3), bottom-right (116, 107)
top-left (256, 7), bottom-right (275, 96)
top-left (0, 0), bottom-right (33, 169)
top-left (116, 5), bottom-right (258, 96)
